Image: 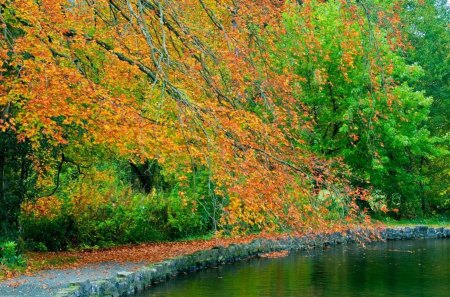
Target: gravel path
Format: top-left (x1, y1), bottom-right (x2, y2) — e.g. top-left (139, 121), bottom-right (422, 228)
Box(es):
top-left (0, 261), bottom-right (147, 297)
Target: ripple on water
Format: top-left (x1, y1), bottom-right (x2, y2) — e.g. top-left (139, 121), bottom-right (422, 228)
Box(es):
top-left (136, 239), bottom-right (450, 297)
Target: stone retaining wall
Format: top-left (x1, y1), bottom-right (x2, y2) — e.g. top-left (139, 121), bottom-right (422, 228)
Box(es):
top-left (55, 226), bottom-right (450, 297)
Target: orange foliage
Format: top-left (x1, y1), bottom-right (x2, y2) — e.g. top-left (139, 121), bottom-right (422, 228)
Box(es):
top-left (21, 196), bottom-right (62, 219)
top-left (0, 0), bottom-right (404, 233)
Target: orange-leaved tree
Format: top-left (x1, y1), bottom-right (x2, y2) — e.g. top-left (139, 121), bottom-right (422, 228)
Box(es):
top-left (1, 0), bottom-right (407, 236)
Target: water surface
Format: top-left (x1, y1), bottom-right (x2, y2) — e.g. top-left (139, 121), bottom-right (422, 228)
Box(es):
top-left (137, 239), bottom-right (450, 297)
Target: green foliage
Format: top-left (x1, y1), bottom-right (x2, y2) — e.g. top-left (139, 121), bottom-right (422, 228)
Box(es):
top-left (166, 169), bottom-right (218, 238)
top-left (0, 241), bottom-right (25, 268)
top-left (21, 213), bottom-right (78, 251)
top-left (399, 0), bottom-right (450, 213)
top-left (277, 0), bottom-right (446, 216)
top-left (401, 0), bottom-right (450, 135)
top-left (20, 159), bottom-right (219, 251)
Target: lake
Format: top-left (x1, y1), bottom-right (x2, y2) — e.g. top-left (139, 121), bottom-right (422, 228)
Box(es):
top-left (136, 239), bottom-right (450, 297)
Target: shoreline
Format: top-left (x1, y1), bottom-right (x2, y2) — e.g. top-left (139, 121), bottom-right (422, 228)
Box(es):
top-left (54, 225), bottom-right (450, 297)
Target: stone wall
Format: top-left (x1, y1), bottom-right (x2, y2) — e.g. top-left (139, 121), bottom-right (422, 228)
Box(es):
top-left (55, 226), bottom-right (450, 297)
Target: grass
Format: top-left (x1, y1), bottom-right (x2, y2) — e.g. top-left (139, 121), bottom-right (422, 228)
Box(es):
top-left (29, 254), bottom-right (79, 269)
top-left (0, 264), bottom-right (27, 281)
top-left (376, 215), bottom-right (450, 227)
top-left (172, 232), bottom-right (215, 242)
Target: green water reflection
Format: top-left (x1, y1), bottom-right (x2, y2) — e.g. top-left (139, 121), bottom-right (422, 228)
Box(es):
top-left (137, 239), bottom-right (450, 297)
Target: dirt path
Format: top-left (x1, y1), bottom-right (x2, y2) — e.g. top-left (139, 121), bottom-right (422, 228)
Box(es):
top-left (0, 235), bottom-right (263, 297)
top-left (0, 261), bottom-right (147, 297)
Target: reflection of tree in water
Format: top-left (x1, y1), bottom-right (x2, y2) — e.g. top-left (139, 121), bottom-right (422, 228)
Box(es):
top-left (135, 240), bottom-right (450, 297)
top-left (310, 257), bottom-right (327, 296)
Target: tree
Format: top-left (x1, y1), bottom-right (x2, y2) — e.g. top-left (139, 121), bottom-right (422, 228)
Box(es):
top-left (276, 0), bottom-right (444, 216)
top-left (0, 0), bottom-right (367, 236)
top-left (400, 0), bottom-right (450, 212)
top-left (401, 0), bottom-right (450, 135)
top-left (3, 0), bottom-right (441, 242)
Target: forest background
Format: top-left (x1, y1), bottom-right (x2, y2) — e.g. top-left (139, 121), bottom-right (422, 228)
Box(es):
top-left (0, 0), bottom-right (448, 265)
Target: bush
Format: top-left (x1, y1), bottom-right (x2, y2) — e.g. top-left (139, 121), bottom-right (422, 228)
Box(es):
top-left (21, 214), bottom-right (78, 251)
top-left (0, 241), bottom-right (26, 268)
top-left (19, 161), bottom-right (220, 251)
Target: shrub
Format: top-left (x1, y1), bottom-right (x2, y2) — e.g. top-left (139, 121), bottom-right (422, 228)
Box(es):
top-left (21, 213), bottom-right (78, 251)
top-left (0, 241), bottom-right (26, 268)
top-left (19, 161), bottom-right (220, 250)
